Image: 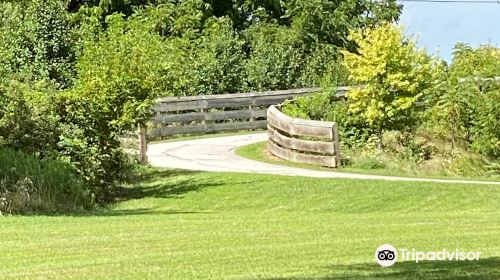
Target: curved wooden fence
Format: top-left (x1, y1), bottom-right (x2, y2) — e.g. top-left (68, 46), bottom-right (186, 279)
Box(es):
top-left (267, 106), bottom-right (341, 168)
top-left (135, 87), bottom-right (349, 164)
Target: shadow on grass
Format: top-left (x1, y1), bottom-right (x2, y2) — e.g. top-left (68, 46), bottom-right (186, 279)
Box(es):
top-left (62, 169), bottom-right (221, 217)
top-left (262, 258), bottom-right (500, 280)
top-left (80, 208), bottom-right (211, 217)
top-left (114, 168), bottom-right (218, 202)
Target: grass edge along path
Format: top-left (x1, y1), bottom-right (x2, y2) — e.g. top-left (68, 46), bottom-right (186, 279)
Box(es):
top-left (235, 141), bottom-right (500, 182)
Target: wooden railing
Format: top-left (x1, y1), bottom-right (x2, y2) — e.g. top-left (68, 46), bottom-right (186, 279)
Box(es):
top-left (136, 87), bottom-right (348, 164)
top-left (267, 105), bottom-right (341, 168)
top-left (149, 88), bottom-right (324, 138)
top-left (149, 87), bottom-right (349, 139)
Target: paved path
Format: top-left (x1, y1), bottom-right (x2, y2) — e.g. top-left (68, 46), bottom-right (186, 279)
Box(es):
top-left (148, 133), bottom-right (500, 185)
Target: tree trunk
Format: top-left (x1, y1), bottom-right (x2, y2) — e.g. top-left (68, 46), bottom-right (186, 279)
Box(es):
top-left (377, 128), bottom-right (383, 152)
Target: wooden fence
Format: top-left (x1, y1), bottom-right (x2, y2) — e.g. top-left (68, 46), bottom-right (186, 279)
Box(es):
top-left (149, 88), bottom-right (319, 138)
top-left (267, 105), bottom-right (341, 168)
top-left (136, 87), bottom-right (348, 164)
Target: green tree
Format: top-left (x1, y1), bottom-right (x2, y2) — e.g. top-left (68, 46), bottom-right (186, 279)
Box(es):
top-left (243, 23), bottom-right (305, 90)
top-left (342, 23), bottom-right (440, 150)
top-left (285, 0), bottom-right (400, 50)
top-left (57, 14), bottom-right (168, 201)
top-left (0, 0), bottom-right (76, 88)
top-left (431, 44), bottom-right (500, 157)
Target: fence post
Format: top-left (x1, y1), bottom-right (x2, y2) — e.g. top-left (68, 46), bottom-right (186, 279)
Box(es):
top-left (332, 123), bottom-right (341, 167)
top-left (200, 108), bottom-right (206, 125)
top-left (138, 125), bottom-right (148, 165)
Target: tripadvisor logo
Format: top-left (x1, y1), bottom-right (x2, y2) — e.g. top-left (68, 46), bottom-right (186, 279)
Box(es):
top-left (375, 244), bottom-right (397, 267)
top-left (375, 244), bottom-right (481, 267)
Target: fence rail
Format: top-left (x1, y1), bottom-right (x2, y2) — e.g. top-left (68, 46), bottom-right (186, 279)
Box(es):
top-left (267, 105), bottom-right (340, 168)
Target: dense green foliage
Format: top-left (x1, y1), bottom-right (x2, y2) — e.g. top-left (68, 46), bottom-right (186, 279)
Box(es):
top-left (0, 82), bottom-right (60, 157)
top-left (0, 0), bottom-right (76, 88)
top-left (431, 44), bottom-right (500, 157)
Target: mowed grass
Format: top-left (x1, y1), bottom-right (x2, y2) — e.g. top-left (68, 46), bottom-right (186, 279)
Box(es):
top-left (1, 168), bottom-right (500, 279)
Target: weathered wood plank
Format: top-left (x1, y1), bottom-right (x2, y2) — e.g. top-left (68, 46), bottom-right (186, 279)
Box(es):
top-left (267, 105), bottom-right (335, 139)
top-left (267, 139), bottom-right (337, 168)
top-left (254, 94), bottom-right (306, 106)
top-left (154, 93), bottom-right (306, 112)
top-left (332, 123), bottom-right (341, 167)
top-left (150, 120), bottom-right (267, 137)
top-left (267, 125), bottom-right (334, 155)
top-left (153, 100), bottom-right (205, 112)
top-left (205, 97), bottom-right (255, 109)
top-left (152, 87), bottom-right (351, 113)
top-left (153, 109), bottom-right (267, 124)
top-left (155, 88), bottom-right (321, 103)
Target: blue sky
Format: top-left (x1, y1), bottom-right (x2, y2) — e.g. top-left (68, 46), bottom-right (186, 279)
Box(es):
top-left (397, 0), bottom-right (500, 62)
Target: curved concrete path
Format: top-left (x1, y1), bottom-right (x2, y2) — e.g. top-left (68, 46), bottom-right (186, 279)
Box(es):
top-left (148, 133), bottom-right (500, 185)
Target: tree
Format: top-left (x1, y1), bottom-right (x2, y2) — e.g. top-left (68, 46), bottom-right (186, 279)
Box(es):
top-left (243, 23), bottom-right (305, 90)
top-left (342, 23), bottom-right (440, 150)
top-left (0, 0), bottom-right (76, 88)
top-left (56, 14), bottom-right (168, 201)
top-left (285, 0), bottom-right (400, 51)
top-left (431, 44), bottom-right (500, 157)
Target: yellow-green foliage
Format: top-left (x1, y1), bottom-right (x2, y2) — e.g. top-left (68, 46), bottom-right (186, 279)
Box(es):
top-left (341, 23), bottom-right (440, 131)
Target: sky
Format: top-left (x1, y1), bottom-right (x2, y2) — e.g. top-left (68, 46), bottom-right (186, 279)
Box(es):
top-left (397, 0), bottom-right (500, 62)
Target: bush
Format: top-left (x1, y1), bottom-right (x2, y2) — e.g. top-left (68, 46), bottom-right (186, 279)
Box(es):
top-left (282, 91), bottom-right (374, 148)
top-left (470, 85), bottom-right (500, 157)
top-left (0, 147), bottom-right (92, 214)
top-left (0, 81), bottom-right (60, 158)
top-left (53, 14), bottom-right (166, 202)
top-left (341, 23), bottom-right (441, 149)
top-left (159, 17), bottom-right (245, 96)
top-left (299, 45), bottom-right (348, 89)
top-left (0, 0), bottom-right (76, 88)
top-left (243, 23), bottom-right (306, 90)
top-left (189, 18), bottom-right (246, 95)
top-left (429, 44), bottom-right (500, 158)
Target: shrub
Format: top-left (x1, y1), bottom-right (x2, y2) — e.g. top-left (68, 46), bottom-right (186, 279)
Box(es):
top-left (0, 147), bottom-right (92, 214)
top-left (189, 18), bottom-right (246, 95)
top-left (159, 17), bottom-right (245, 96)
top-left (0, 81), bottom-right (60, 158)
top-left (0, 0), bottom-right (76, 88)
top-left (470, 85), bottom-right (500, 158)
top-left (54, 14), bottom-right (166, 202)
top-left (297, 44), bottom-right (348, 88)
top-left (430, 44), bottom-right (500, 158)
top-left (282, 91), bottom-right (374, 148)
top-left (341, 23), bottom-right (441, 150)
top-left (243, 23), bottom-right (306, 90)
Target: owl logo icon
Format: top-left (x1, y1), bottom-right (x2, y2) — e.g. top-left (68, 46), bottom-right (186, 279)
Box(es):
top-left (375, 244), bottom-right (398, 267)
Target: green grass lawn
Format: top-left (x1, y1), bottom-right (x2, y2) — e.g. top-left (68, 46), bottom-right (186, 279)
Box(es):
top-left (1, 168), bottom-right (500, 279)
top-left (235, 141), bottom-right (500, 181)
